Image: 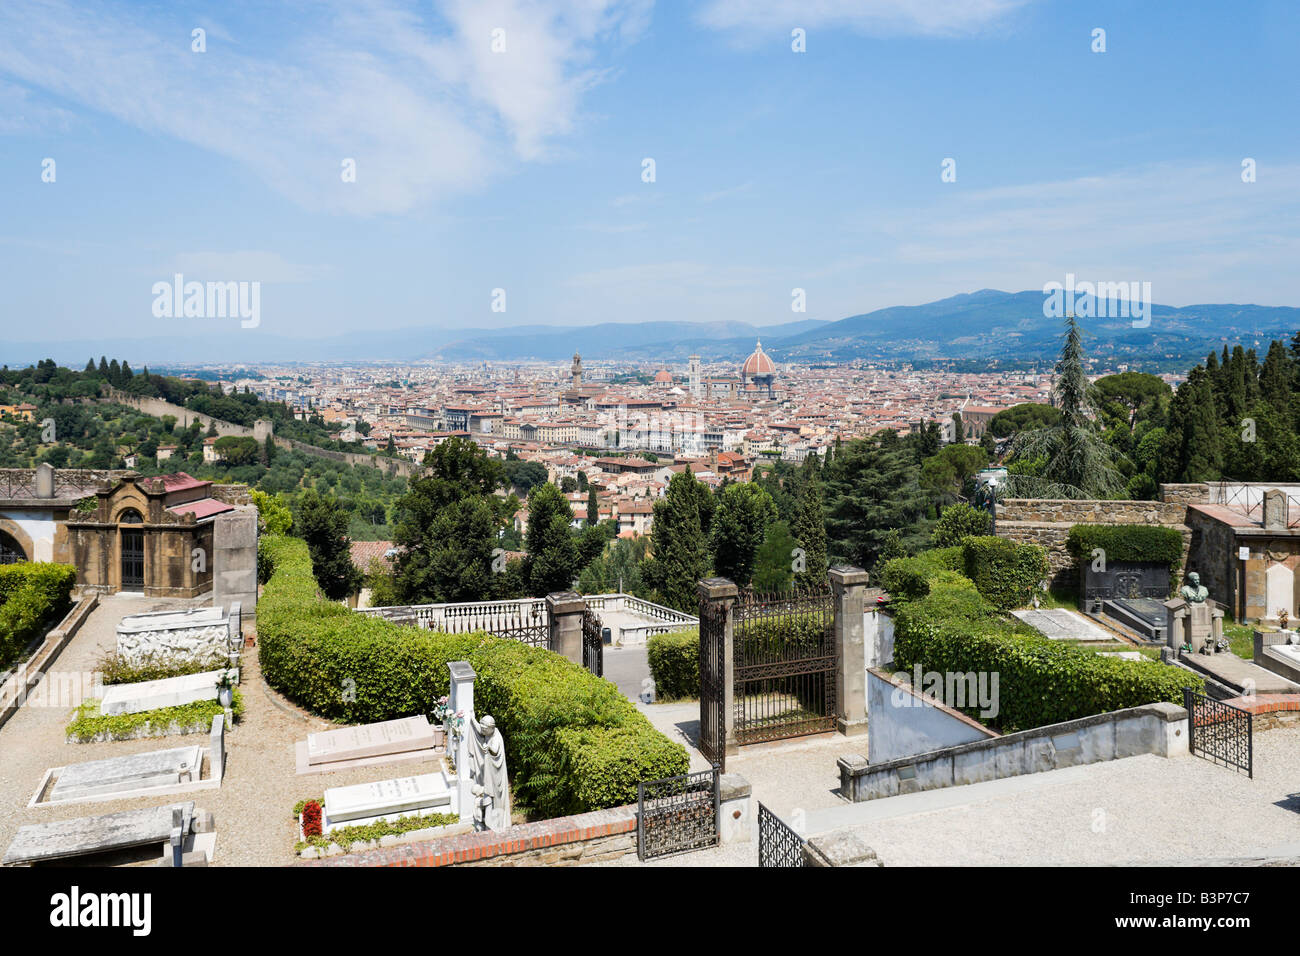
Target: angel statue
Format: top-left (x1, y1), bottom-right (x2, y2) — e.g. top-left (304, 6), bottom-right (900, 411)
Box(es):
top-left (468, 714), bottom-right (511, 831)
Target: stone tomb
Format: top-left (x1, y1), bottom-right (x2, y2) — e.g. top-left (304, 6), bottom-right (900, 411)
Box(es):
top-left (45, 744), bottom-right (204, 804)
top-left (99, 669), bottom-right (232, 717)
top-left (295, 715), bottom-right (438, 775)
top-left (1010, 608), bottom-right (1113, 643)
top-left (320, 771), bottom-right (454, 832)
top-left (4, 801), bottom-right (205, 866)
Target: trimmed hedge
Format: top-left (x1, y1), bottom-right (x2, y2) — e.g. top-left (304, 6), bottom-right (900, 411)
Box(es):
top-left (0, 563), bottom-right (77, 668)
top-left (879, 548), bottom-right (964, 600)
top-left (257, 536), bottom-right (688, 819)
top-left (893, 585), bottom-right (1203, 731)
top-left (647, 629), bottom-right (699, 701)
top-left (961, 536), bottom-right (1048, 610)
top-left (1066, 524), bottom-right (1184, 581)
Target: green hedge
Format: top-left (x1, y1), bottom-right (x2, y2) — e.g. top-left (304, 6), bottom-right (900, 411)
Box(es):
top-left (893, 584), bottom-right (1203, 731)
top-left (1066, 524), bottom-right (1184, 580)
top-left (0, 563), bottom-right (77, 668)
top-left (647, 629), bottom-right (699, 701)
top-left (257, 536), bottom-right (688, 819)
top-left (879, 548), bottom-right (965, 600)
top-left (961, 536), bottom-right (1048, 610)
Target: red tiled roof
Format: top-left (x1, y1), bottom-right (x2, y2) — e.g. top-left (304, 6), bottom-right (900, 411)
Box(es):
top-left (166, 498), bottom-right (234, 519)
top-left (157, 472), bottom-right (210, 492)
top-left (351, 540), bottom-right (397, 571)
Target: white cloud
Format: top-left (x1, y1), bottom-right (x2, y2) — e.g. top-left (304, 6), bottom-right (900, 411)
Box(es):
top-left (696, 0), bottom-right (1033, 39)
top-left (0, 0), bottom-right (649, 214)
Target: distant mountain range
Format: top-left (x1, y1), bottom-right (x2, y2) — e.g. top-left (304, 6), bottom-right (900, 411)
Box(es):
top-left (6, 291), bottom-right (1298, 369)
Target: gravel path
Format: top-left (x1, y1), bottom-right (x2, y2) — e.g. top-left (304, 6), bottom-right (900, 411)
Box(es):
top-left (0, 595), bottom-right (445, 867)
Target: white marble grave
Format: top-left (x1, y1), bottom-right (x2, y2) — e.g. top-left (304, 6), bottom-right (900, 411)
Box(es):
top-left (321, 771), bottom-right (453, 832)
top-left (295, 715), bottom-right (439, 775)
top-left (99, 669), bottom-right (232, 717)
top-left (49, 745), bottom-right (203, 803)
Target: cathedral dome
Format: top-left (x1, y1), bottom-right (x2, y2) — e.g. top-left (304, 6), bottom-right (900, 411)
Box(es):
top-left (741, 340), bottom-right (776, 377)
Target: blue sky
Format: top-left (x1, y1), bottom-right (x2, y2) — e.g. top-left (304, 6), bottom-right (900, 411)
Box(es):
top-left (1, 0), bottom-right (1298, 350)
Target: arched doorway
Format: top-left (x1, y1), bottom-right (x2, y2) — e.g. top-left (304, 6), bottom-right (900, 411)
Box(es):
top-left (119, 509), bottom-right (145, 591)
top-left (0, 530), bottom-right (27, 565)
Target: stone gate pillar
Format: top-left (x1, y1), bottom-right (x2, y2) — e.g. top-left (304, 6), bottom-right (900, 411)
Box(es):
top-left (698, 577), bottom-right (739, 763)
top-left (830, 566), bottom-right (869, 737)
top-left (546, 591), bottom-right (585, 665)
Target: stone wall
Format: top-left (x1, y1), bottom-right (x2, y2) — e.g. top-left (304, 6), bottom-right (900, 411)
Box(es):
top-left (996, 485), bottom-right (1205, 589)
top-left (302, 805), bottom-right (638, 867)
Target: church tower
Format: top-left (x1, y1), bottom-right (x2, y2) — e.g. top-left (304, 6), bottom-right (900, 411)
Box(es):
top-left (688, 354), bottom-right (701, 399)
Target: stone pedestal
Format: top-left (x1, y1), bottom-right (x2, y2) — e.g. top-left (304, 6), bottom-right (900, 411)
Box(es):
top-left (447, 661), bottom-right (476, 824)
top-left (546, 591), bottom-right (585, 665)
top-left (718, 774), bottom-right (752, 844)
top-left (698, 577), bottom-right (739, 761)
top-left (1165, 598), bottom-right (1224, 655)
top-left (212, 508), bottom-right (258, 619)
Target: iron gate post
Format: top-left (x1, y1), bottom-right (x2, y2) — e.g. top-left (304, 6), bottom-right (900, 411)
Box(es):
top-left (546, 591), bottom-right (586, 665)
top-left (830, 566), bottom-right (870, 737)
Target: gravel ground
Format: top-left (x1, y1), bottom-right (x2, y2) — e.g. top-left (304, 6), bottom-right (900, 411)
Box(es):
top-left (0, 595), bottom-right (445, 867)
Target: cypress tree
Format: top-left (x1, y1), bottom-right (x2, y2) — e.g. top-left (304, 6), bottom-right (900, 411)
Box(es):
top-left (524, 483), bottom-right (578, 596)
top-left (645, 470), bottom-right (712, 611)
top-left (586, 486), bottom-right (599, 525)
top-left (711, 482), bottom-right (778, 588)
top-left (791, 474), bottom-right (829, 589)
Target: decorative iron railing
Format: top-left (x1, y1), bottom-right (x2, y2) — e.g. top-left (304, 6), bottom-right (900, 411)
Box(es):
top-left (1184, 688), bottom-right (1253, 777)
top-left (758, 802), bottom-right (805, 867)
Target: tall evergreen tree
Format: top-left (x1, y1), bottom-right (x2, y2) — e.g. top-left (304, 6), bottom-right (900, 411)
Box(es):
top-left (586, 486), bottom-right (599, 525)
top-left (711, 482), bottom-right (778, 588)
top-left (791, 474), bottom-right (829, 588)
top-left (645, 469), bottom-right (712, 611)
top-left (1163, 365), bottom-right (1223, 482)
top-left (524, 483), bottom-right (578, 596)
top-left (295, 489), bottom-right (361, 600)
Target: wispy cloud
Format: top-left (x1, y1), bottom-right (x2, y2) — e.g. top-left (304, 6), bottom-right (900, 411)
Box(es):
top-left (0, 0), bottom-right (650, 215)
top-left (696, 0), bottom-right (1033, 40)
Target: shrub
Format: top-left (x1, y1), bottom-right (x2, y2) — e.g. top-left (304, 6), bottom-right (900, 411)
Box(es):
top-left (879, 548), bottom-right (964, 600)
top-left (647, 629), bottom-right (699, 701)
top-left (257, 536), bottom-right (688, 819)
top-left (97, 650), bottom-right (228, 685)
top-left (301, 800), bottom-right (323, 838)
top-left (961, 536), bottom-right (1048, 610)
top-left (932, 502), bottom-right (992, 547)
top-left (893, 581), bottom-right (1203, 731)
top-left (1065, 524), bottom-right (1183, 582)
top-left (0, 563), bottom-right (77, 667)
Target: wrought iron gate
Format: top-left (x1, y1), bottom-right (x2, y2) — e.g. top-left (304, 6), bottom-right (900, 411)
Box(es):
top-left (1184, 688), bottom-right (1253, 777)
top-left (120, 529), bottom-right (145, 590)
top-left (733, 589), bottom-right (836, 745)
top-left (636, 767), bottom-right (719, 861)
top-left (758, 802), bottom-right (805, 867)
top-left (582, 607), bottom-right (604, 677)
top-left (698, 599), bottom-right (727, 768)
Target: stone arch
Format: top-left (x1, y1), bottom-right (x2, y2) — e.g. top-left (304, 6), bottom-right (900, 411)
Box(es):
top-left (0, 517), bottom-right (33, 563)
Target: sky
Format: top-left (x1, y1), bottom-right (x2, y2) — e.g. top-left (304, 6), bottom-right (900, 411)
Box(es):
top-left (1, 0), bottom-right (1298, 352)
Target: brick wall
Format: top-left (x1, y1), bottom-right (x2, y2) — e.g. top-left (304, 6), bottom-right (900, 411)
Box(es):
top-left (301, 805), bottom-right (638, 867)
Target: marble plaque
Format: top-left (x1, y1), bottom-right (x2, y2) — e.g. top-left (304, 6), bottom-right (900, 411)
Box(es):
top-left (4, 802), bottom-right (195, 866)
top-left (306, 716), bottom-right (434, 766)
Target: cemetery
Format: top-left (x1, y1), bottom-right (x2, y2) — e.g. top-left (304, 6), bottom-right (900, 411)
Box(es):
top-left (2, 502), bottom-right (1300, 870)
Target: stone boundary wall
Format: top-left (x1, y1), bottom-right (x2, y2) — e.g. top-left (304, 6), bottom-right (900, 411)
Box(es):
top-left (838, 701), bottom-right (1188, 803)
top-left (1221, 693), bottom-right (1300, 733)
top-left (101, 388), bottom-right (421, 479)
top-left (301, 804), bottom-right (638, 867)
top-left (997, 485), bottom-right (1206, 586)
top-left (0, 593), bottom-right (98, 732)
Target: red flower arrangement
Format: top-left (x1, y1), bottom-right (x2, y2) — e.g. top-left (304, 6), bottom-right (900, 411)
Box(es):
top-left (301, 800), bottom-right (323, 838)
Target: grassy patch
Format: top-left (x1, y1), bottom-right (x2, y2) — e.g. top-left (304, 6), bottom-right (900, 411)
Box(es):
top-left (96, 651), bottom-right (231, 685)
top-left (66, 691), bottom-right (242, 742)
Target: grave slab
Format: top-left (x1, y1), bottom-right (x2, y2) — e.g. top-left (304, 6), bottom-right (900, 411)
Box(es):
top-left (1011, 608), bottom-right (1114, 643)
top-left (322, 772), bottom-right (452, 831)
top-left (49, 745), bottom-right (203, 802)
top-left (295, 715), bottom-right (440, 774)
top-left (3, 802), bottom-right (195, 866)
top-left (100, 669), bottom-right (232, 717)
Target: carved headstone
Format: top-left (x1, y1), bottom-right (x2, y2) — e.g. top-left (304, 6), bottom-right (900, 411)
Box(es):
top-left (1263, 489), bottom-right (1288, 530)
